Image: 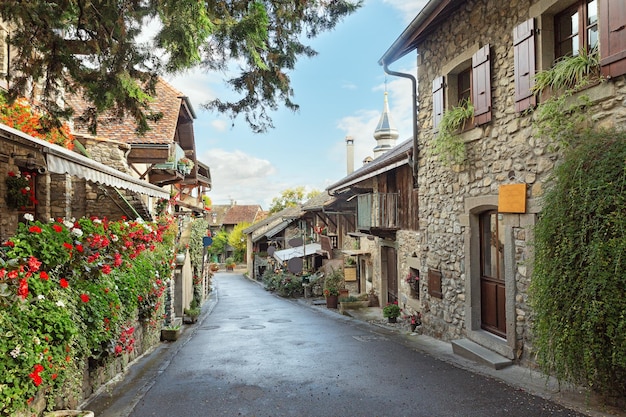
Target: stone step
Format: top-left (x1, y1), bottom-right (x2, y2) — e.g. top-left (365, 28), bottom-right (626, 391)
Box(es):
top-left (451, 338), bottom-right (513, 370)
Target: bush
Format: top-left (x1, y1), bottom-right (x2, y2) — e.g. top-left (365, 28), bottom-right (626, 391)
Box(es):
top-left (261, 270), bottom-right (302, 298)
top-left (530, 129), bottom-right (626, 400)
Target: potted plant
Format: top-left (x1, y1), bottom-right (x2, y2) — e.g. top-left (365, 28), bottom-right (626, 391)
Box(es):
top-left (323, 267), bottom-right (344, 309)
top-left (161, 325), bottom-right (181, 341)
top-left (184, 300), bottom-right (201, 323)
top-left (225, 257), bottom-right (236, 271)
top-left (323, 287), bottom-right (339, 309)
top-left (383, 302), bottom-right (401, 323)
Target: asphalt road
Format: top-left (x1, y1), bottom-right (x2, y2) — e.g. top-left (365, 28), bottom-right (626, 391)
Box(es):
top-left (86, 273), bottom-right (588, 417)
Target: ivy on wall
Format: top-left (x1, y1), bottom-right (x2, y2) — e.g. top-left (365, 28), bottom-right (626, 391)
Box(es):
top-left (530, 129), bottom-right (626, 401)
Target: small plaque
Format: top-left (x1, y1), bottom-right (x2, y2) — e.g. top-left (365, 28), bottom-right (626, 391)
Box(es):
top-left (498, 183), bottom-right (526, 213)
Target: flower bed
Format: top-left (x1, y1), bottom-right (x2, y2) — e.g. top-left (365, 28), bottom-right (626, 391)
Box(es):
top-left (0, 215), bottom-right (176, 416)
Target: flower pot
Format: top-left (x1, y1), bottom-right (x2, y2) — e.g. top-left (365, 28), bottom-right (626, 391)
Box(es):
top-left (326, 295), bottom-right (338, 309)
top-left (387, 317), bottom-right (397, 323)
top-left (161, 328), bottom-right (181, 341)
top-left (339, 288), bottom-right (349, 299)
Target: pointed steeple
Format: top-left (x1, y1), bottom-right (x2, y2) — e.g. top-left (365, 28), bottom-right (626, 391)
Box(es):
top-left (373, 91), bottom-right (398, 158)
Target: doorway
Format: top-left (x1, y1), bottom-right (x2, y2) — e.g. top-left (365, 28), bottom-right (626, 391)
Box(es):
top-left (479, 211), bottom-right (506, 337)
top-left (381, 246), bottom-right (398, 304)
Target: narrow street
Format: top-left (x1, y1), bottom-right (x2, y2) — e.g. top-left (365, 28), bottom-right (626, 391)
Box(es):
top-left (86, 273), bottom-right (588, 417)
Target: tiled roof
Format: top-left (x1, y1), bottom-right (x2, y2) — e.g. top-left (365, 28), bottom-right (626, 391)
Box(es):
top-left (302, 192), bottom-right (335, 211)
top-left (67, 78), bottom-right (190, 145)
top-left (222, 205), bottom-right (263, 226)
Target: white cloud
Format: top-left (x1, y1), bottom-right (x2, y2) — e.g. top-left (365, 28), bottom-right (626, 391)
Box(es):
top-left (211, 119), bottom-right (228, 131)
top-left (383, 0), bottom-right (429, 23)
top-left (199, 148), bottom-right (282, 209)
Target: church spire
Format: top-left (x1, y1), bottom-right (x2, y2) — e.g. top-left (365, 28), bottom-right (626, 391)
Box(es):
top-left (373, 91), bottom-right (398, 158)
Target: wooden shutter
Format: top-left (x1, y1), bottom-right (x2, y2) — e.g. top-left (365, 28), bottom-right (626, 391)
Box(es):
top-left (513, 19), bottom-right (536, 112)
top-left (472, 45), bottom-right (492, 125)
top-left (600, 0), bottom-right (626, 78)
top-left (432, 76), bottom-right (444, 130)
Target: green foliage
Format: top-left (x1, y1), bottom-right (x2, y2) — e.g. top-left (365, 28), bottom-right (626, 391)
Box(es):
top-left (323, 267), bottom-right (344, 297)
top-left (431, 98), bottom-right (473, 165)
top-left (532, 47), bottom-right (600, 94)
top-left (530, 130), bottom-right (626, 399)
top-left (208, 229), bottom-right (228, 260)
top-left (0, 0), bottom-right (360, 134)
top-left (531, 47), bottom-right (601, 145)
top-left (189, 218), bottom-right (209, 277)
top-left (261, 270), bottom-right (302, 297)
top-left (268, 187), bottom-right (320, 213)
top-left (0, 216), bottom-right (175, 415)
top-left (382, 302), bottom-right (401, 319)
top-left (228, 222), bottom-right (251, 262)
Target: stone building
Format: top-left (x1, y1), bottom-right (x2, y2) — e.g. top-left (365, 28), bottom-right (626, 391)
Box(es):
top-left (375, 0), bottom-right (626, 366)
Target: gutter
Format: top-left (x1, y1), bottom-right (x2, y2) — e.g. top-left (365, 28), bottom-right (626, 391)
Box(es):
top-left (381, 62), bottom-right (418, 187)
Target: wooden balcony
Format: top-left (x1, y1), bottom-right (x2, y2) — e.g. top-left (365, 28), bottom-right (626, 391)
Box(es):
top-left (357, 193), bottom-right (399, 237)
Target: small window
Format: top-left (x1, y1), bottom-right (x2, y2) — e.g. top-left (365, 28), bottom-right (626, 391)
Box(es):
top-left (555, 0), bottom-right (598, 59)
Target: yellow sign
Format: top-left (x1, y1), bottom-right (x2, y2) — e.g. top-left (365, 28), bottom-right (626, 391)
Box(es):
top-left (498, 183), bottom-right (526, 213)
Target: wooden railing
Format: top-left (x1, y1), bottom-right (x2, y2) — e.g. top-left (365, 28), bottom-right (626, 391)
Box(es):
top-left (357, 193), bottom-right (399, 230)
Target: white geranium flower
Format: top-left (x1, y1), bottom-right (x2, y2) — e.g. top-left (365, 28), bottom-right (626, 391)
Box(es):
top-left (33, 336), bottom-right (40, 345)
top-left (63, 220), bottom-right (74, 229)
top-left (93, 219), bottom-right (102, 224)
top-left (56, 300), bottom-right (65, 308)
top-left (23, 213), bottom-right (34, 222)
top-left (71, 228), bottom-right (83, 237)
top-left (37, 294), bottom-right (45, 301)
top-left (111, 234), bottom-right (119, 242)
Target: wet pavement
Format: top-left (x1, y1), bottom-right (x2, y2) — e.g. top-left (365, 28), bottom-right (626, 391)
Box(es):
top-left (83, 272), bottom-right (623, 417)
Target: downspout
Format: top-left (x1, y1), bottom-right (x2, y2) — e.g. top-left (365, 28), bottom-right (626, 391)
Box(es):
top-left (382, 62), bottom-right (419, 187)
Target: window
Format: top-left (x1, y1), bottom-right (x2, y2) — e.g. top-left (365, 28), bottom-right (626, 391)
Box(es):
top-left (554, 0), bottom-right (598, 59)
top-left (513, 0), bottom-right (626, 112)
top-left (432, 44), bottom-right (492, 129)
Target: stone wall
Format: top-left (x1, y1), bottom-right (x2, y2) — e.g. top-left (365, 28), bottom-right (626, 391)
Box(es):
top-left (395, 0), bottom-right (626, 359)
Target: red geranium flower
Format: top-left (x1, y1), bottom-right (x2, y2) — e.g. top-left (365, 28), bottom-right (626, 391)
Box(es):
top-left (39, 271), bottom-right (49, 280)
top-left (63, 242), bottom-right (73, 250)
top-left (28, 256), bottom-right (42, 272)
top-left (80, 293), bottom-right (90, 303)
top-left (59, 278), bottom-right (69, 288)
top-left (17, 278), bottom-right (29, 299)
top-left (101, 264), bottom-right (111, 275)
top-left (29, 225), bottom-right (42, 234)
top-left (52, 224), bottom-right (63, 233)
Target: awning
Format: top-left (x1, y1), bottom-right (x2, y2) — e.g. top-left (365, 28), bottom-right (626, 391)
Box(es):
top-left (273, 243), bottom-right (321, 262)
top-left (1, 123), bottom-right (169, 199)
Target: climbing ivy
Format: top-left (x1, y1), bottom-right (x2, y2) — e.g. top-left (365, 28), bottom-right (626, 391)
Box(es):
top-left (530, 129), bottom-right (626, 401)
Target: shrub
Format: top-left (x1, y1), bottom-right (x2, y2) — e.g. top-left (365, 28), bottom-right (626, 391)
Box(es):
top-left (530, 129), bottom-right (626, 400)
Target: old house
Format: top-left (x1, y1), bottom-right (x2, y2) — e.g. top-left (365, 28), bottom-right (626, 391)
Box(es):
top-left (375, 0), bottom-right (626, 366)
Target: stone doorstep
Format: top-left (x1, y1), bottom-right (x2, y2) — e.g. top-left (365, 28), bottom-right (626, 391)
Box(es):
top-left (451, 338), bottom-right (513, 370)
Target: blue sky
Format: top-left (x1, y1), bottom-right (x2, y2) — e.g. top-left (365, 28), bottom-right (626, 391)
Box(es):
top-left (164, 1), bottom-right (426, 209)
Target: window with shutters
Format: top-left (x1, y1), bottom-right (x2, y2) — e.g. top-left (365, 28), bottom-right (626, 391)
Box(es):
top-left (514, 0), bottom-right (626, 112)
top-left (432, 44), bottom-right (492, 130)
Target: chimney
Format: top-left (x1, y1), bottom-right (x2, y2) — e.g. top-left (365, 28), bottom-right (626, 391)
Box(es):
top-left (345, 136), bottom-right (354, 174)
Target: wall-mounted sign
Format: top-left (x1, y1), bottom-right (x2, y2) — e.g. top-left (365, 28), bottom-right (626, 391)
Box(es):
top-left (498, 183), bottom-right (527, 213)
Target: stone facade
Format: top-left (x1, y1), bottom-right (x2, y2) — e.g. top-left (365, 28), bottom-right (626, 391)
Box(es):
top-left (382, 0), bottom-right (626, 364)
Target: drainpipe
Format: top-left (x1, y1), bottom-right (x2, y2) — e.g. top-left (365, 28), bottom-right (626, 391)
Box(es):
top-left (382, 62), bottom-right (418, 186)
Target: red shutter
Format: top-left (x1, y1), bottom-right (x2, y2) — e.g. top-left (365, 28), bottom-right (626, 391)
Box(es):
top-left (600, 0), bottom-right (626, 78)
top-left (513, 18), bottom-right (536, 112)
top-left (432, 76), bottom-right (445, 130)
top-left (472, 44), bottom-right (492, 125)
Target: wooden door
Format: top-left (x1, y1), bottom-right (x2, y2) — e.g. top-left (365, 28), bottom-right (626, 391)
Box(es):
top-left (480, 211), bottom-right (506, 337)
top-left (382, 246), bottom-right (398, 303)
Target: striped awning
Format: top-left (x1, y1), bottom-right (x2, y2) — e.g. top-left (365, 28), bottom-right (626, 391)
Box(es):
top-left (1, 123), bottom-right (169, 199)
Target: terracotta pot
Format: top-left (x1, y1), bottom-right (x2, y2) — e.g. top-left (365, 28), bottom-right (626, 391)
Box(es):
top-left (326, 295), bottom-right (338, 309)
